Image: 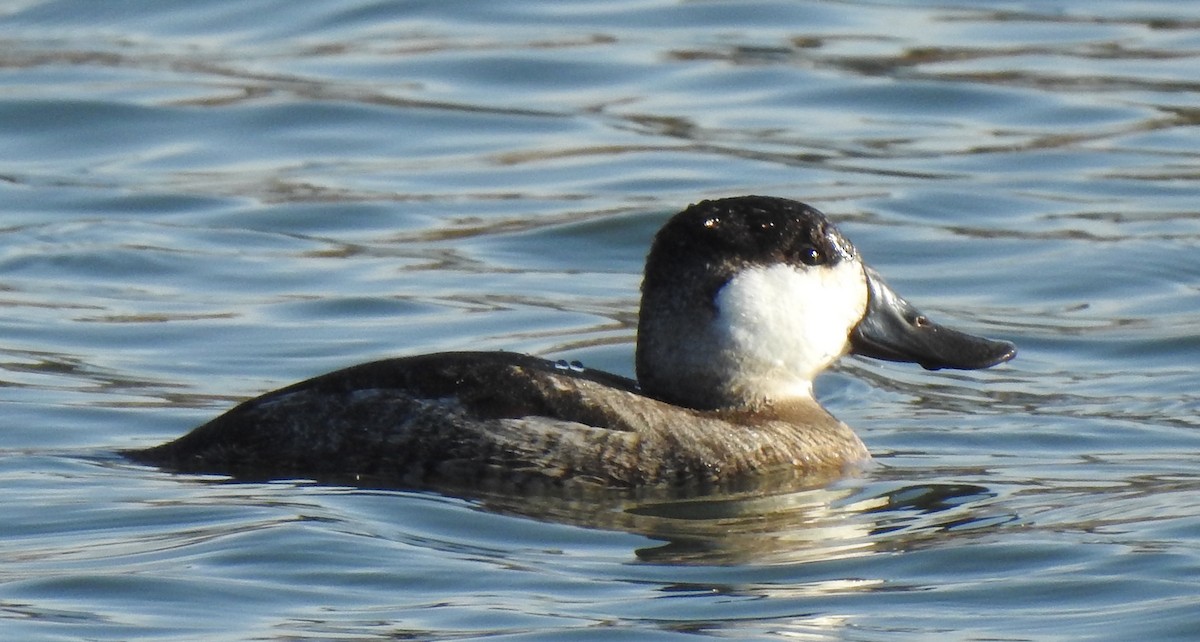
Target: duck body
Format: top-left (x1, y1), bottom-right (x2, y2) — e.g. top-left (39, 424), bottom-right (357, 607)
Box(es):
top-left (135, 351), bottom-right (868, 488)
top-left (129, 196), bottom-right (1014, 490)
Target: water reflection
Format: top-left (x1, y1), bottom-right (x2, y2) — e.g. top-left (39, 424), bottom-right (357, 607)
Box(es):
top-left (624, 480), bottom-right (1006, 565)
top-left (259, 467), bottom-right (1011, 567)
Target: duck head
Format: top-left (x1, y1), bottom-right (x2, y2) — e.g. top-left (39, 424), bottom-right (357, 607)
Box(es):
top-left (635, 196), bottom-right (1015, 410)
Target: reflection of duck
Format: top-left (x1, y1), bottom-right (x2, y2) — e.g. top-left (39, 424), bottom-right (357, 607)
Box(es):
top-left (128, 196), bottom-right (1014, 489)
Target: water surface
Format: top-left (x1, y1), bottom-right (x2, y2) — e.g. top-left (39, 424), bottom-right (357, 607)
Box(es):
top-left (2, 0), bottom-right (1200, 640)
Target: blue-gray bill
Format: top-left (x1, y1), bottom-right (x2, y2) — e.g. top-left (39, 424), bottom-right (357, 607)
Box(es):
top-left (850, 266), bottom-right (1016, 370)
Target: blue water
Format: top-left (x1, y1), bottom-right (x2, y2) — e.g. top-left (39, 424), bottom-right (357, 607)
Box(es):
top-left (3, 0), bottom-right (1200, 639)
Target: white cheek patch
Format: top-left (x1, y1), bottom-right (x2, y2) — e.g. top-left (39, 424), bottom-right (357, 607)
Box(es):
top-left (714, 261), bottom-right (867, 394)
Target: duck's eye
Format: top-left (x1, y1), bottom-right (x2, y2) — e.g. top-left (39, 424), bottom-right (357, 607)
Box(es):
top-left (796, 246), bottom-right (824, 266)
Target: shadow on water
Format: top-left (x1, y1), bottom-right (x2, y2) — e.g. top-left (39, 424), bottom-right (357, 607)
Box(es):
top-left (485, 476), bottom-right (1007, 566)
top-left (128, 456), bottom-right (1010, 567)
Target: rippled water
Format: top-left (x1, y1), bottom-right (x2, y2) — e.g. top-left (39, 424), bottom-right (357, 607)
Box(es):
top-left (3, 0), bottom-right (1200, 639)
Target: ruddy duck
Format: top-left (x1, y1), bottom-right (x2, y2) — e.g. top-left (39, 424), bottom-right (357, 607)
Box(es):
top-left (128, 196), bottom-right (1015, 489)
